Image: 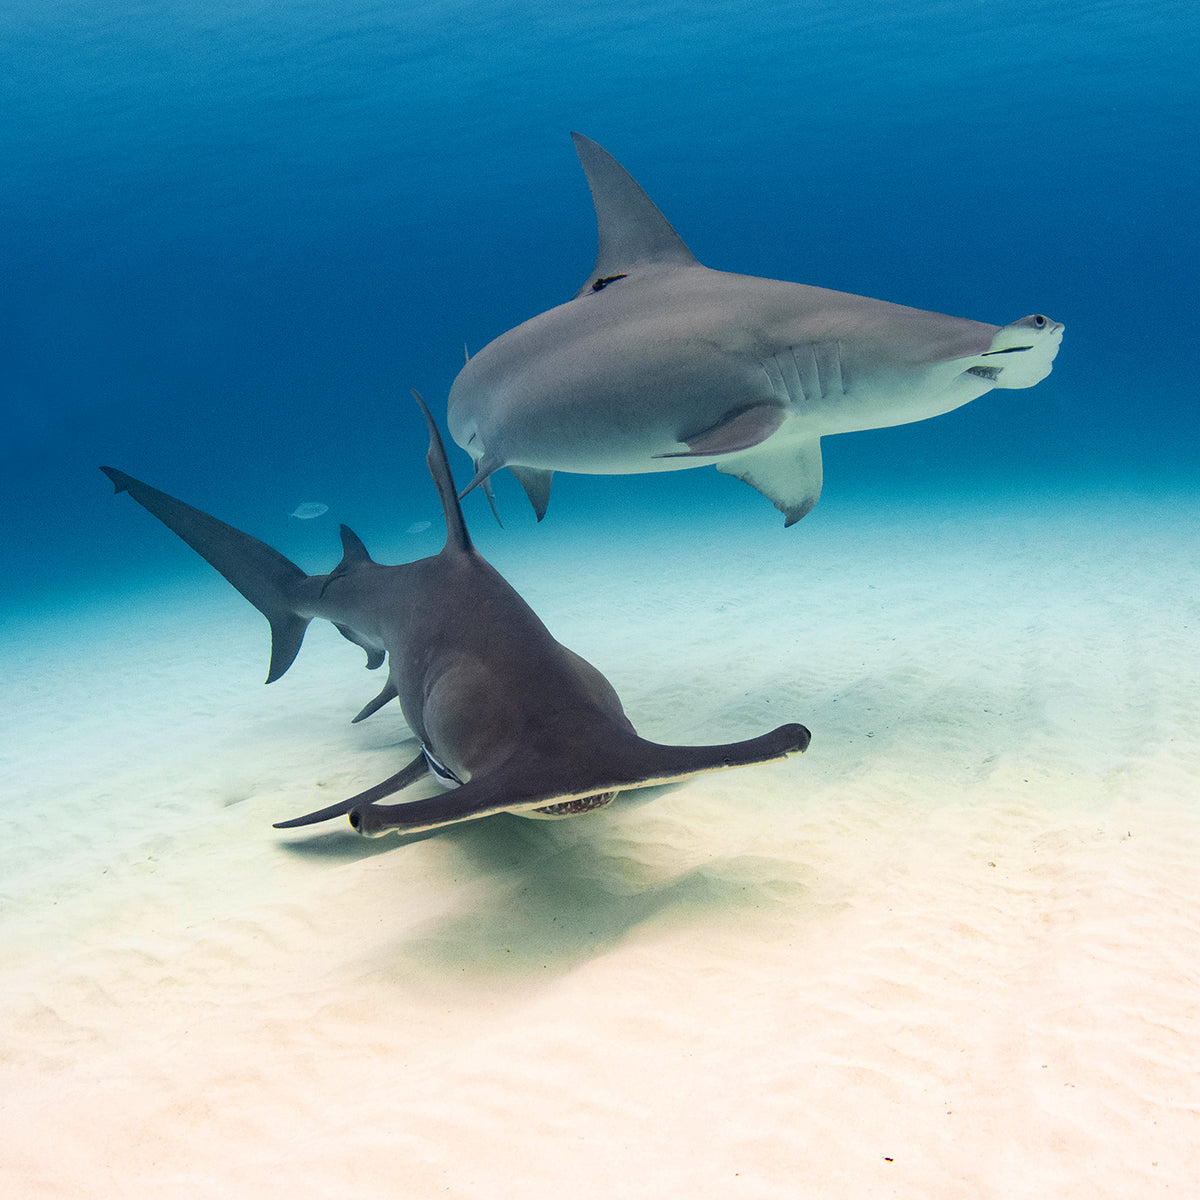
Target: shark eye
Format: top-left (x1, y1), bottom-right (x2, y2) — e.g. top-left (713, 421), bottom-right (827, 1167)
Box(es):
top-left (1033, 315), bottom-right (1047, 328)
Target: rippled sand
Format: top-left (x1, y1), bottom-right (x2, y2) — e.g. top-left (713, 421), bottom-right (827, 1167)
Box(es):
top-left (3, 487), bottom-right (1198, 1198)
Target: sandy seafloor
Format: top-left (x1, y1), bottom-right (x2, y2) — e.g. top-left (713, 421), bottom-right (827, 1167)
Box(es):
top-left (2, 482), bottom-right (1199, 1198)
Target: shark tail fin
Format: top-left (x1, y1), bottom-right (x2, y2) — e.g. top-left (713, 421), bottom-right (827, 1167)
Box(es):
top-left (100, 466), bottom-right (312, 684)
top-left (410, 389), bottom-right (474, 555)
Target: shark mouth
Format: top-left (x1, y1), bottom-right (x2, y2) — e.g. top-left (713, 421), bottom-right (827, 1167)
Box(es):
top-left (423, 742), bottom-right (616, 817)
top-left (530, 791), bottom-right (620, 818)
top-left (964, 365), bottom-right (1001, 381)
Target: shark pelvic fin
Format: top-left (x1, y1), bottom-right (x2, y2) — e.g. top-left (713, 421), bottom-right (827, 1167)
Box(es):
top-left (508, 465), bottom-right (554, 521)
top-left (351, 681), bottom-right (399, 723)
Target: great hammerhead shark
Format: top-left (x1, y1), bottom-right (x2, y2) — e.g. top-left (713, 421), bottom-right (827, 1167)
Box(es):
top-left (101, 394), bottom-right (810, 837)
top-left (448, 133), bottom-right (1064, 525)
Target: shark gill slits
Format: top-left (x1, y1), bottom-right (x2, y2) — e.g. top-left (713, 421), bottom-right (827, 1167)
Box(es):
top-left (591, 273), bottom-right (628, 292)
top-left (965, 365), bottom-right (1001, 381)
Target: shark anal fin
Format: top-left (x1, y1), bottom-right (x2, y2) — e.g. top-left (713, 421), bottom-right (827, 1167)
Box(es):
top-left (273, 750), bottom-right (429, 829)
top-left (657, 404), bottom-right (786, 459)
top-left (716, 437), bottom-right (825, 526)
top-left (508, 465), bottom-right (554, 521)
top-left (351, 681), bottom-right (399, 724)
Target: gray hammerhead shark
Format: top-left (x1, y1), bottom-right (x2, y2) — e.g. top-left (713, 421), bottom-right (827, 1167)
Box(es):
top-left (448, 133), bottom-right (1064, 525)
top-left (101, 394), bottom-right (810, 837)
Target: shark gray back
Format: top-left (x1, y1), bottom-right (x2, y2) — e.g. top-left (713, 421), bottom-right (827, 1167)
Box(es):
top-left (102, 393), bottom-right (810, 837)
top-left (448, 133), bottom-right (1063, 525)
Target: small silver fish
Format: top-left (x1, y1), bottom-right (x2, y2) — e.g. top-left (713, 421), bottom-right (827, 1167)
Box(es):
top-left (289, 502), bottom-right (329, 520)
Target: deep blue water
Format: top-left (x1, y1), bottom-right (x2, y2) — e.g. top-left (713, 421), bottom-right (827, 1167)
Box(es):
top-left (2, 0), bottom-right (1196, 605)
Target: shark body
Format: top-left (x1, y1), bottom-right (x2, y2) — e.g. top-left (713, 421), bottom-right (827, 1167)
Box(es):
top-left (102, 394), bottom-right (810, 837)
top-left (448, 133), bottom-right (1064, 525)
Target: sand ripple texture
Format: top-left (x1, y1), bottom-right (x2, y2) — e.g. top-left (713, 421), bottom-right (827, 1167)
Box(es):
top-left (2, 489), bottom-right (1198, 1199)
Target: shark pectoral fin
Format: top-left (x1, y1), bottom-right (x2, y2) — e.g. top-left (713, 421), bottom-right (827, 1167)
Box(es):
top-left (656, 404), bottom-right (786, 459)
top-left (716, 436), bottom-right (824, 526)
top-left (273, 751), bottom-right (429, 829)
top-left (350, 772), bottom-right (534, 837)
top-left (508, 465), bottom-right (554, 521)
top-left (349, 754), bottom-right (619, 836)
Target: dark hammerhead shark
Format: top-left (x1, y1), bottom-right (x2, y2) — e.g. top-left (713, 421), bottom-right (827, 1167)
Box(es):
top-left (101, 393), bottom-right (810, 837)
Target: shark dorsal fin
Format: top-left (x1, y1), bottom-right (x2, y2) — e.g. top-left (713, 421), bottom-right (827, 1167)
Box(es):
top-left (337, 525), bottom-right (374, 567)
top-left (571, 132), bottom-right (699, 297)
top-left (411, 389), bottom-right (473, 556)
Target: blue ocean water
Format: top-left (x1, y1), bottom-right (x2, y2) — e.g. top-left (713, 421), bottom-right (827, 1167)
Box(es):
top-left (1, 0), bottom-right (1195, 606)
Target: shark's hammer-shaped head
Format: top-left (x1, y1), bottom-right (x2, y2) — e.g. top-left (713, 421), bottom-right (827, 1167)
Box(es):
top-left (970, 313), bottom-right (1064, 389)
